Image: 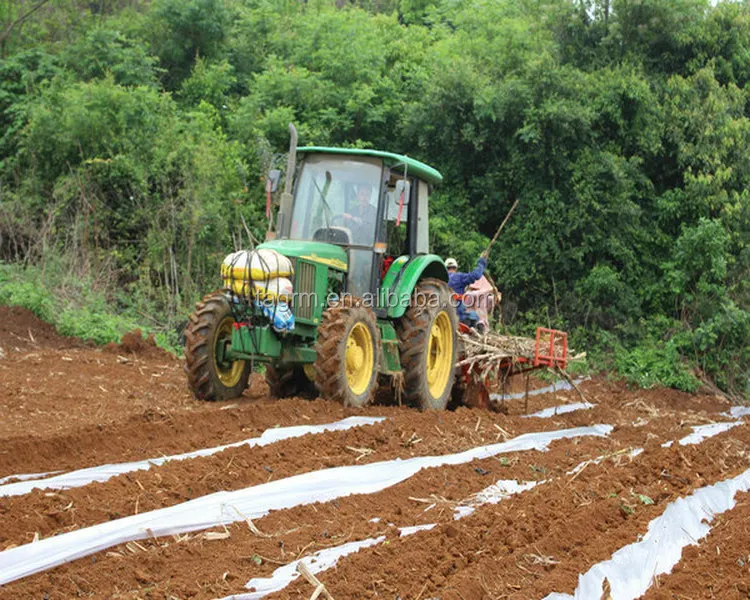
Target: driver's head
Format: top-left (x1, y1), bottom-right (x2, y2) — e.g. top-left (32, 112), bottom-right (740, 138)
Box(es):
top-left (356, 184), bottom-right (372, 209)
top-left (445, 257), bottom-right (458, 273)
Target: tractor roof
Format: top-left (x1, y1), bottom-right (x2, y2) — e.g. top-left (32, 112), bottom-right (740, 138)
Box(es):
top-left (297, 147), bottom-right (443, 185)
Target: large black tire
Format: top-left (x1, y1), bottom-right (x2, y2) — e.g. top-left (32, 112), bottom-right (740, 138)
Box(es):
top-left (313, 301), bottom-right (380, 407)
top-left (265, 364), bottom-right (315, 399)
top-left (184, 292), bottom-right (251, 401)
top-left (396, 278), bottom-right (458, 410)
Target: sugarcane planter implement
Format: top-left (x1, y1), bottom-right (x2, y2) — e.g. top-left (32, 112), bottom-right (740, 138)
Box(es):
top-left (184, 125), bottom-right (569, 409)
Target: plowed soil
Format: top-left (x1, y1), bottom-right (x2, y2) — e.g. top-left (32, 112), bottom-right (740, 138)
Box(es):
top-left (0, 305), bottom-right (747, 600)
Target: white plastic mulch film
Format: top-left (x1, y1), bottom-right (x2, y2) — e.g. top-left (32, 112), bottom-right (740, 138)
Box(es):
top-left (543, 467), bottom-right (750, 600)
top-left (453, 479), bottom-right (539, 519)
top-left (490, 377), bottom-right (590, 402)
top-left (224, 536), bottom-right (387, 600)
top-left (726, 405), bottom-right (750, 419)
top-left (678, 421), bottom-right (742, 446)
top-left (0, 416), bottom-right (384, 498)
top-left (398, 524), bottom-right (437, 537)
top-left (660, 420), bottom-right (745, 449)
top-left (0, 424), bottom-right (612, 585)
top-left (522, 402), bottom-right (595, 420)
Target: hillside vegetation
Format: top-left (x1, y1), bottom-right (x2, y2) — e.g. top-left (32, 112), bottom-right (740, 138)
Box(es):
top-left (0, 0), bottom-right (747, 397)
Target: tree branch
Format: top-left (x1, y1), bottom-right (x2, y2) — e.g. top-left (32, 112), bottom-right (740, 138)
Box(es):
top-left (0, 0), bottom-right (52, 47)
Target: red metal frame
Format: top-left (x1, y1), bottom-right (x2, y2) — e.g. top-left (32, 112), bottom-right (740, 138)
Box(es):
top-left (533, 327), bottom-right (568, 370)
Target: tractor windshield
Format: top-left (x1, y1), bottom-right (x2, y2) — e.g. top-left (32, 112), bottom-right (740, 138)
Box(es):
top-left (290, 154), bottom-right (382, 247)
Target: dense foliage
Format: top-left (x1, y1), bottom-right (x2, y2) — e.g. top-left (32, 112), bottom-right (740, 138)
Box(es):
top-left (0, 0), bottom-right (747, 396)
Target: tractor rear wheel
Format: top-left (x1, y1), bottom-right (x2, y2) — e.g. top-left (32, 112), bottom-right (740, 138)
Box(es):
top-left (265, 365), bottom-right (315, 399)
top-left (314, 301), bottom-right (380, 407)
top-left (396, 278), bottom-right (458, 410)
top-left (184, 292), bottom-right (251, 401)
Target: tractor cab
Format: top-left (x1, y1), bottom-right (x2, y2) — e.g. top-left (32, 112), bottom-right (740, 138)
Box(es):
top-left (277, 148), bottom-right (442, 300)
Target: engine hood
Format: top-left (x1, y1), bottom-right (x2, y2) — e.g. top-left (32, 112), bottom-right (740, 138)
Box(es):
top-left (258, 239), bottom-right (348, 272)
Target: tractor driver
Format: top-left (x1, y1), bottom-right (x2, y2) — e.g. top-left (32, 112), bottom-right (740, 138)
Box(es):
top-left (446, 255), bottom-right (488, 332)
top-left (342, 183), bottom-right (378, 244)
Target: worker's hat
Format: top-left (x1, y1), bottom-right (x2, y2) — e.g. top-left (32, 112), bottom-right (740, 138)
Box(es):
top-left (445, 257), bottom-right (458, 269)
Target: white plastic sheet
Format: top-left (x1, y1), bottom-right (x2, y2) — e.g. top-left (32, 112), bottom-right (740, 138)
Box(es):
top-left (222, 522), bottom-right (443, 600)
top-left (543, 467), bottom-right (750, 600)
top-left (0, 424), bottom-right (612, 585)
top-left (454, 479), bottom-right (539, 519)
top-left (398, 524), bottom-right (437, 537)
top-left (491, 377), bottom-right (590, 402)
top-left (522, 402), bottom-right (595, 419)
top-left (726, 405), bottom-right (750, 419)
top-left (0, 416), bottom-right (384, 498)
top-left (678, 421), bottom-right (742, 446)
top-left (226, 536), bottom-right (386, 600)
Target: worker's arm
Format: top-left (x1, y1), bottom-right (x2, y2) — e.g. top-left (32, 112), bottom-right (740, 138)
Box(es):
top-left (449, 257), bottom-right (487, 289)
top-left (465, 257), bottom-right (487, 284)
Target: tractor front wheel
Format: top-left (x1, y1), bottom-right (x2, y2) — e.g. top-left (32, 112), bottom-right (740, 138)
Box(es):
top-left (313, 301), bottom-right (380, 407)
top-left (396, 278), bottom-right (458, 410)
top-left (184, 292), bottom-right (251, 401)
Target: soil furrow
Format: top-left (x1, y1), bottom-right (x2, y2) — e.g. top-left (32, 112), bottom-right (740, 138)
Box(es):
top-left (0, 391), bottom-right (360, 477)
top-left (0, 365), bottom-right (618, 477)
top-left (0, 389), bottom-right (734, 551)
top-left (0, 407), bottom-right (614, 548)
top-left (0, 432), bottom-right (620, 599)
top-left (271, 423), bottom-right (749, 600)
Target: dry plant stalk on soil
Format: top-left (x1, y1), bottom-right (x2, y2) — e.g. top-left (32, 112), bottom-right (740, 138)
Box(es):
top-left (296, 561), bottom-right (335, 600)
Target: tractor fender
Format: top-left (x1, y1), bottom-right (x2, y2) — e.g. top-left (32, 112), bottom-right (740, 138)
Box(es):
top-left (380, 254), bottom-right (449, 318)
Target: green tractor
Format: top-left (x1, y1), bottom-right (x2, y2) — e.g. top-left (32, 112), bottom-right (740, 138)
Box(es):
top-left (184, 126), bottom-right (458, 410)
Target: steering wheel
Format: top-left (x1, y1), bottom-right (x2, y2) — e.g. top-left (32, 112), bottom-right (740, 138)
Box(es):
top-left (330, 214), bottom-right (349, 227)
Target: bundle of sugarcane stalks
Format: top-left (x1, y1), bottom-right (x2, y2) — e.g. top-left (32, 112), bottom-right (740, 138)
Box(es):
top-left (457, 328), bottom-right (538, 378)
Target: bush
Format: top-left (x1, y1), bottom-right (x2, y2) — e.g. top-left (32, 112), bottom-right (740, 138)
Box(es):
top-left (612, 338), bottom-right (700, 393)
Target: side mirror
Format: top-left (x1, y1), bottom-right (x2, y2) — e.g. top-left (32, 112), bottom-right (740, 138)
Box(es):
top-left (266, 169), bottom-right (281, 193)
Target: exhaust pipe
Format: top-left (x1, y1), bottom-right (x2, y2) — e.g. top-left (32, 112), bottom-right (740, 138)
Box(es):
top-left (284, 123), bottom-right (297, 195)
top-left (274, 123), bottom-right (297, 238)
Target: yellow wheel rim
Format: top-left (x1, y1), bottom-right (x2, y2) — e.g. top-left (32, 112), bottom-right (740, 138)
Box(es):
top-left (427, 311), bottom-right (453, 399)
top-left (215, 316), bottom-right (245, 387)
top-left (345, 322), bottom-right (374, 396)
top-left (303, 363), bottom-right (316, 382)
